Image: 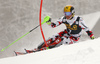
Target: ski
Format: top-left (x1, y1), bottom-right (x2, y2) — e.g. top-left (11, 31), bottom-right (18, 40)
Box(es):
top-left (24, 49), bottom-right (35, 53)
top-left (25, 47), bottom-right (47, 53)
top-left (14, 51), bottom-right (27, 56)
top-left (14, 37), bottom-right (62, 56)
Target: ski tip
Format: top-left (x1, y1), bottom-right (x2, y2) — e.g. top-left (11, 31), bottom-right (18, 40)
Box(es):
top-left (24, 49), bottom-right (28, 53)
top-left (14, 51), bottom-right (17, 56)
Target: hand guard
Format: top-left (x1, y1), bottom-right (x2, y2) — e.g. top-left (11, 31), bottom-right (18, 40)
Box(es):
top-left (44, 16), bottom-right (51, 25)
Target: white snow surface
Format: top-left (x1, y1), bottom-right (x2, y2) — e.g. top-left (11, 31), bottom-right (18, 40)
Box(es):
top-left (81, 12), bottom-right (100, 30)
top-left (0, 38), bottom-right (100, 64)
top-left (80, 12), bottom-right (100, 35)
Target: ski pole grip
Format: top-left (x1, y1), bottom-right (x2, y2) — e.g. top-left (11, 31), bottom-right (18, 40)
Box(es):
top-left (42, 16), bottom-right (50, 25)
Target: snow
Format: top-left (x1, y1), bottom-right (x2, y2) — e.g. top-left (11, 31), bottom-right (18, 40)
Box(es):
top-left (81, 12), bottom-right (100, 30)
top-left (80, 12), bottom-right (100, 35)
top-left (0, 38), bottom-right (100, 64)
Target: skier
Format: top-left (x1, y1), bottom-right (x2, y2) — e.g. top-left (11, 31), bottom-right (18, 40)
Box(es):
top-left (36, 5), bottom-right (95, 51)
top-left (14, 5), bottom-right (95, 55)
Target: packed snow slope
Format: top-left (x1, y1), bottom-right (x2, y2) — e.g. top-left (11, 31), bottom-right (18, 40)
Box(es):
top-left (0, 38), bottom-right (100, 64)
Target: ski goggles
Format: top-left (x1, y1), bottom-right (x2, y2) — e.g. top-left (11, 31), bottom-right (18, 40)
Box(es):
top-left (64, 12), bottom-right (72, 16)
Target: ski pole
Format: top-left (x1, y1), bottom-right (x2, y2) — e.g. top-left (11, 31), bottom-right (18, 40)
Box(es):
top-left (1, 17), bottom-right (50, 52)
top-left (29, 25), bottom-right (40, 32)
top-left (30, 16), bottom-right (50, 32)
top-left (1, 25), bottom-right (40, 52)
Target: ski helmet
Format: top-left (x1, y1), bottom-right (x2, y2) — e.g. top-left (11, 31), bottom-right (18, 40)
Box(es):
top-left (64, 5), bottom-right (75, 15)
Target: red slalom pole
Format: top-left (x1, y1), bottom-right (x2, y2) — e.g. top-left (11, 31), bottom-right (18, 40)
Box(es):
top-left (39, 0), bottom-right (49, 48)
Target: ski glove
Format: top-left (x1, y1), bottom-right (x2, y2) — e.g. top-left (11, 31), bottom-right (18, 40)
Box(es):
top-left (86, 31), bottom-right (94, 40)
top-left (90, 36), bottom-right (95, 40)
top-left (46, 18), bottom-right (51, 25)
top-left (44, 16), bottom-right (51, 25)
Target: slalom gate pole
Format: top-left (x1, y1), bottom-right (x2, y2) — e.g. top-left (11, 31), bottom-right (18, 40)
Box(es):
top-left (39, 0), bottom-right (49, 49)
